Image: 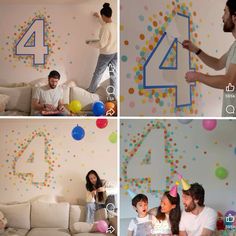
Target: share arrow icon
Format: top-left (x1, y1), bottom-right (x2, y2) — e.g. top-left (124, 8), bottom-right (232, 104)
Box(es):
top-left (106, 225), bottom-right (115, 234)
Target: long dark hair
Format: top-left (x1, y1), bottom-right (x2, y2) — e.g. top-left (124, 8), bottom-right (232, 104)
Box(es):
top-left (156, 191), bottom-right (181, 234)
top-left (86, 170), bottom-right (104, 202)
top-left (227, 0), bottom-right (236, 16)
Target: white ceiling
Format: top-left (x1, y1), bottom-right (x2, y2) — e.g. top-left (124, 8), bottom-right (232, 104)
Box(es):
top-left (0, 0), bottom-right (90, 4)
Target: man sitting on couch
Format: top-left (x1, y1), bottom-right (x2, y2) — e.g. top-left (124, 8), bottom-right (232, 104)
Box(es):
top-left (31, 70), bottom-right (66, 116)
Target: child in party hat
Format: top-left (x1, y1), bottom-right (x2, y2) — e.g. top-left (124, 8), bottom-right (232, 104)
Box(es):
top-left (127, 191), bottom-right (157, 236)
top-left (151, 182), bottom-right (181, 236)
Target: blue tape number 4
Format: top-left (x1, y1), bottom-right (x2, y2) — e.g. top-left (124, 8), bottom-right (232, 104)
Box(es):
top-left (143, 13), bottom-right (196, 108)
top-left (15, 19), bottom-right (49, 65)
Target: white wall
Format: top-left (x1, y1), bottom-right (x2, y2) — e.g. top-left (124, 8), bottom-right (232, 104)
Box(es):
top-left (120, 0), bottom-right (233, 116)
top-left (0, 0), bottom-right (117, 87)
top-left (120, 119), bottom-right (236, 219)
top-left (0, 118), bottom-right (117, 204)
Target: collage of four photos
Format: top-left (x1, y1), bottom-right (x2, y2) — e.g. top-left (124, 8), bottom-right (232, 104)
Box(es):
top-left (0, 0), bottom-right (236, 236)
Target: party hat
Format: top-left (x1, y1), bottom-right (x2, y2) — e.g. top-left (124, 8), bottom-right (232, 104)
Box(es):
top-left (127, 189), bottom-right (136, 199)
top-left (169, 182), bottom-right (179, 197)
top-left (177, 173), bottom-right (190, 191)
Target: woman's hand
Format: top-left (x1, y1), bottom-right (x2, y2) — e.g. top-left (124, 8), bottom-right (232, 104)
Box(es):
top-left (182, 40), bottom-right (199, 53)
top-left (93, 12), bottom-right (100, 18)
top-left (91, 190), bottom-right (96, 197)
top-left (97, 187), bottom-right (105, 192)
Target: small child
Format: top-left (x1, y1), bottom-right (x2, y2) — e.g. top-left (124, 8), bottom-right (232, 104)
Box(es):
top-left (128, 194), bottom-right (157, 236)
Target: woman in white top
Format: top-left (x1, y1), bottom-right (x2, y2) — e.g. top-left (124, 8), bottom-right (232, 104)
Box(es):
top-left (151, 191), bottom-right (181, 235)
top-left (85, 170), bottom-right (112, 223)
top-left (86, 3), bottom-right (117, 98)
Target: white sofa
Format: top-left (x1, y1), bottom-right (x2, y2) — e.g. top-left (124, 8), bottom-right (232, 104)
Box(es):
top-left (0, 81), bottom-right (108, 116)
top-left (0, 201), bottom-right (117, 236)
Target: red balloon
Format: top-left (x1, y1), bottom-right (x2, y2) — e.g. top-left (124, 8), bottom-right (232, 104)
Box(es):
top-left (96, 119), bottom-right (108, 129)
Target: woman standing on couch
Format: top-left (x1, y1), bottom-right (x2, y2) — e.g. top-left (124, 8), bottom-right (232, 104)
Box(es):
top-left (86, 3), bottom-right (117, 97)
top-left (85, 170), bottom-right (112, 223)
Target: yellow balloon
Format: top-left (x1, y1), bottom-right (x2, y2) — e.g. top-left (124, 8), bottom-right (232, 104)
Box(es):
top-left (69, 100), bottom-right (82, 113)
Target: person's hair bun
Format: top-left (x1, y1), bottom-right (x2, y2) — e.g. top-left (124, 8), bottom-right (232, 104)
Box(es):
top-left (101, 2), bottom-right (112, 17)
top-left (103, 3), bottom-right (110, 8)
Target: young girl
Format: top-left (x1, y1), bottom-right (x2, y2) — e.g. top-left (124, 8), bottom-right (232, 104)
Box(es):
top-left (85, 170), bottom-right (111, 223)
top-left (151, 189), bottom-right (181, 235)
top-left (86, 3), bottom-right (117, 97)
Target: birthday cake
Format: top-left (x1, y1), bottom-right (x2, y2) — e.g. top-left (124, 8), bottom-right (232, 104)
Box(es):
top-left (151, 219), bottom-right (172, 235)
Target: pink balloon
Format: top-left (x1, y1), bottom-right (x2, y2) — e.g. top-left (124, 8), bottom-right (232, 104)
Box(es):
top-left (96, 119), bottom-right (108, 129)
top-left (96, 220), bottom-right (108, 233)
top-left (202, 120), bottom-right (217, 131)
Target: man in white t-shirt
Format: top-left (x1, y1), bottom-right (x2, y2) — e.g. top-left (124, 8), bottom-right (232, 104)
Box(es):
top-left (32, 70), bottom-right (66, 115)
top-left (183, 0), bottom-right (236, 117)
top-left (179, 183), bottom-right (217, 236)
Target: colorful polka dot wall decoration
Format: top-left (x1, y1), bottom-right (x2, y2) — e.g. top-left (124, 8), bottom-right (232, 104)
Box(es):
top-left (120, 119), bottom-right (236, 220)
top-left (120, 0), bottom-right (205, 116)
top-left (120, 120), bottom-right (180, 198)
top-left (4, 9), bottom-right (61, 71)
top-left (11, 129), bottom-right (58, 189)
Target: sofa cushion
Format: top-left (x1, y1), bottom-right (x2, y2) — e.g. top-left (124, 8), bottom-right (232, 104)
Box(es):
top-left (69, 205), bottom-right (86, 233)
top-left (72, 222), bottom-right (94, 233)
top-left (94, 208), bottom-right (108, 222)
top-left (3, 228), bottom-right (29, 236)
top-left (0, 202), bottom-right (30, 229)
top-left (0, 94), bottom-right (10, 112)
top-left (0, 110), bottom-right (29, 116)
top-left (0, 86), bottom-right (32, 113)
top-left (70, 87), bottom-right (100, 111)
top-left (30, 194), bottom-right (58, 203)
top-left (27, 228), bottom-right (70, 236)
top-left (28, 78), bottom-right (48, 87)
top-left (31, 201), bottom-right (69, 229)
top-left (109, 216), bottom-right (117, 236)
top-left (61, 85), bottom-right (70, 105)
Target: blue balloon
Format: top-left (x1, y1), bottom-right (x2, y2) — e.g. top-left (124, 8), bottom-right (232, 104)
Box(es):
top-left (72, 125), bottom-right (85, 141)
top-left (92, 101), bottom-right (105, 116)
